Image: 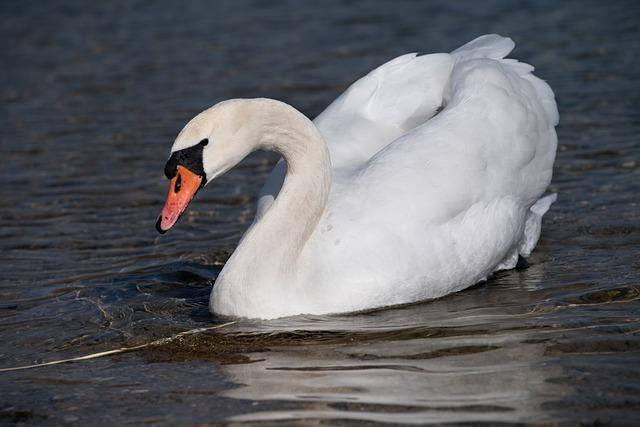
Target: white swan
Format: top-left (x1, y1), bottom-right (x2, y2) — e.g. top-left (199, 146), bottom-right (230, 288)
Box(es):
top-left (156, 35), bottom-right (558, 319)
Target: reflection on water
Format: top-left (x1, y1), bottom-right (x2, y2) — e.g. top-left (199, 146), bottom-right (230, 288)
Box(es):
top-left (2, 0), bottom-right (640, 425)
top-left (223, 342), bottom-right (559, 424)
top-left (221, 314), bottom-right (564, 423)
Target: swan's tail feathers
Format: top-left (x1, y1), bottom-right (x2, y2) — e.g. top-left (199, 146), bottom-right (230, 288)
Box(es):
top-left (451, 34), bottom-right (515, 61)
top-left (518, 193), bottom-right (557, 257)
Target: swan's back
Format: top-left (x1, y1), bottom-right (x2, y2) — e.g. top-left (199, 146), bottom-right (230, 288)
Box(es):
top-left (324, 35), bottom-right (557, 225)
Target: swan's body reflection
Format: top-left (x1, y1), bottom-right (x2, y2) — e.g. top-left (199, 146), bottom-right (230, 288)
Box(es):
top-left (217, 267), bottom-right (568, 424)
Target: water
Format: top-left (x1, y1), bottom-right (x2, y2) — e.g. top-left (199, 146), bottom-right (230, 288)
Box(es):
top-left (1, 0), bottom-right (639, 424)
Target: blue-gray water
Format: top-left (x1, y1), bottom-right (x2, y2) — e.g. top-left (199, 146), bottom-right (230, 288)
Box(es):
top-left (1, 1), bottom-right (639, 425)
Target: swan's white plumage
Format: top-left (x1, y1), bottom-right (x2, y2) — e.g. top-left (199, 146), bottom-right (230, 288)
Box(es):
top-left (169, 35), bottom-right (558, 319)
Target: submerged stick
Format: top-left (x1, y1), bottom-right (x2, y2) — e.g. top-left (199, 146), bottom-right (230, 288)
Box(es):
top-left (0, 320), bottom-right (238, 373)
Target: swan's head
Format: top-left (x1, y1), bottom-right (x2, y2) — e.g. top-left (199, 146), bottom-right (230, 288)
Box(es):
top-left (156, 100), bottom-right (257, 234)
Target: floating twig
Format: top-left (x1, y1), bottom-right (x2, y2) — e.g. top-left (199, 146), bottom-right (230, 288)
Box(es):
top-left (0, 321), bottom-right (238, 372)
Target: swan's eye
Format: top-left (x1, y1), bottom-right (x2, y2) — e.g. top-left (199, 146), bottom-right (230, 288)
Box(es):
top-left (174, 173), bottom-right (182, 193)
top-left (200, 139), bottom-right (208, 146)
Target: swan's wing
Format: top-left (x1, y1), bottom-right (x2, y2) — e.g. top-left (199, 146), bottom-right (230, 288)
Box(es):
top-left (313, 52), bottom-right (453, 170)
top-left (357, 34), bottom-right (558, 222)
top-left (317, 35), bottom-right (557, 287)
top-left (257, 52), bottom-right (454, 217)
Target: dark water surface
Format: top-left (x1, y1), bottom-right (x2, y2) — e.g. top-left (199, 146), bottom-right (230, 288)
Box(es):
top-left (2, 1), bottom-right (639, 425)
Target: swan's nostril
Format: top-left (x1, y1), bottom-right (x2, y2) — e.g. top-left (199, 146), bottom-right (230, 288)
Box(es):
top-left (174, 173), bottom-right (182, 193)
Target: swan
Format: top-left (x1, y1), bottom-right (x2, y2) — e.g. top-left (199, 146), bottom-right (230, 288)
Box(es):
top-left (156, 35), bottom-right (558, 319)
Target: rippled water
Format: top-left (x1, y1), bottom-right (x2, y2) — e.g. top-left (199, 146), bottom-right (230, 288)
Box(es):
top-left (2, 1), bottom-right (639, 425)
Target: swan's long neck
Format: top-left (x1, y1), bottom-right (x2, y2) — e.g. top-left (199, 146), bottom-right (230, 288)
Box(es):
top-left (212, 100), bottom-right (331, 317)
top-left (245, 101), bottom-right (331, 260)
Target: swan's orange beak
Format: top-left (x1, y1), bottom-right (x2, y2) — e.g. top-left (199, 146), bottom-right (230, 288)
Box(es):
top-left (156, 165), bottom-right (203, 234)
